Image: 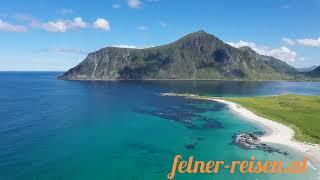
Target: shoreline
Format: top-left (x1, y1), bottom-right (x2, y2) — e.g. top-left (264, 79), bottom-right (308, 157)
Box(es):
top-left (210, 98), bottom-right (320, 167)
top-left (57, 77), bottom-right (315, 82)
top-left (161, 93), bottom-right (320, 170)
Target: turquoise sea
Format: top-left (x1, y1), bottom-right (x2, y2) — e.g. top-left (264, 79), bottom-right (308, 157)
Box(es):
top-left (0, 72), bottom-right (320, 180)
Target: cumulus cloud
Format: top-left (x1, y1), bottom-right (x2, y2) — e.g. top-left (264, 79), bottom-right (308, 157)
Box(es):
top-left (0, 19), bottom-right (27, 32)
top-left (297, 37), bottom-right (320, 47)
top-left (42, 20), bottom-right (68, 32)
top-left (41, 17), bottom-right (89, 32)
top-left (136, 26), bottom-right (147, 31)
top-left (267, 47), bottom-right (297, 62)
top-left (111, 45), bottom-right (138, 48)
top-left (227, 40), bottom-right (297, 62)
top-left (70, 17), bottom-right (87, 28)
top-left (128, 0), bottom-right (142, 8)
top-left (35, 17), bottom-right (110, 32)
top-left (93, 18), bottom-right (111, 31)
top-left (282, 37), bottom-right (296, 46)
top-left (227, 41), bottom-right (255, 49)
top-left (281, 37), bottom-right (320, 47)
top-left (1, 15), bottom-right (111, 33)
top-left (112, 4), bottom-right (121, 9)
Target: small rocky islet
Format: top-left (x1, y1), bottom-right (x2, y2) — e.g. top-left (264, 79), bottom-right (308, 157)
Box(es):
top-left (233, 133), bottom-right (289, 156)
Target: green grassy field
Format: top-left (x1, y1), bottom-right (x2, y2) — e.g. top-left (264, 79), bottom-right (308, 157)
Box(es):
top-left (224, 94), bottom-right (320, 144)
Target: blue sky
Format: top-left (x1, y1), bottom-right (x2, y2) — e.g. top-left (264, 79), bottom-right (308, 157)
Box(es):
top-left (0, 0), bottom-right (319, 71)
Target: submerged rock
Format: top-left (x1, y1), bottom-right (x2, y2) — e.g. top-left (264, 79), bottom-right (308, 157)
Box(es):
top-left (185, 144), bottom-right (196, 150)
top-left (132, 98), bottom-right (224, 130)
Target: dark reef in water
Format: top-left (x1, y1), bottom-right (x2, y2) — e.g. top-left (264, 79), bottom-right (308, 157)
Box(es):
top-left (196, 137), bottom-right (205, 141)
top-left (233, 133), bottom-right (289, 156)
top-left (133, 96), bottom-right (224, 130)
top-left (185, 144), bottom-right (196, 150)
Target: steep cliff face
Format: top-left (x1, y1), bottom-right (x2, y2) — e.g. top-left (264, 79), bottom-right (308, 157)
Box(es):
top-left (58, 30), bottom-right (298, 80)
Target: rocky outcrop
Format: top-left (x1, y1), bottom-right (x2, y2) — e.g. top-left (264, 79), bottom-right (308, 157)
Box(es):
top-left (233, 133), bottom-right (289, 155)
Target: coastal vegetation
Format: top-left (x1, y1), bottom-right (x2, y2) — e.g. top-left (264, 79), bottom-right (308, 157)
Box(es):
top-left (161, 93), bottom-right (320, 144)
top-left (224, 94), bottom-right (320, 144)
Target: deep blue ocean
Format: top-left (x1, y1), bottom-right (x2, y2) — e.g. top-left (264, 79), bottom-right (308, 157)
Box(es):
top-left (0, 72), bottom-right (319, 180)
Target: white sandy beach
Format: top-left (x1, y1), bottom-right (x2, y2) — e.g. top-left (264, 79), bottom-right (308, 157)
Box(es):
top-left (209, 98), bottom-right (320, 169)
top-left (161, 93), bottom-right (320, 170)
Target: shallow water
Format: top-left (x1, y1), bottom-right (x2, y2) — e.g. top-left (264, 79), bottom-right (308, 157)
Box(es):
top-left (0, 72), bottom-right (319, 180)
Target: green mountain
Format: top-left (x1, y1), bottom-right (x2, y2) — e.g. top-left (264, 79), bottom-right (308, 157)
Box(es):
top-left (308, 66), bottom-right (320, 77)
top-left (297, 65), bottom-right (318, 73)
top-left (58, 30), bottom-right (299, 80)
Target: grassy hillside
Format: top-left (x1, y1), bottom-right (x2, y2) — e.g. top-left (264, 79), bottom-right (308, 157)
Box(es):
top-left (224, 95), bottom-right (320, 144)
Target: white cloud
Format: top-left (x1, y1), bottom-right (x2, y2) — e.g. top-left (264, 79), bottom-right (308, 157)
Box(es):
top-left (281, 37), bottom-right (320, 47)
top-left (42, 20), bottom-right (67, 32)
top-left (0, 19), bottom-right (27, 32)
top-left (267, 47), bottom-right (297, 62)
top-left (128, 0), bottom-right (142, 8)
top-left (112, 4), bottom-right (121, 9)
top-left (227, 40), bottom-right (297, 62)
top-left (297, 37), bottom-right (320, 47)
top-left (111, 45), bottom-right (138, 48)
top-left (227, 40), bottom-right (256, 49)
top-left (282, 37), bottom-right (295, 46)
top-left (1, 16), bottom-right (111, 33)
top-left (41, 17), bottom-right (88, 32)
top-left (136, 26), bottom-right (147, 31)
top-left (70, 17), bottom-right (87, 28)
top-left (93, 18), bottom-right (111, 31)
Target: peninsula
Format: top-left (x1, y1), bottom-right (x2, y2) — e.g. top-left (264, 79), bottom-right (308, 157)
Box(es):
top-left (161, 93), bottom-right (320, 166)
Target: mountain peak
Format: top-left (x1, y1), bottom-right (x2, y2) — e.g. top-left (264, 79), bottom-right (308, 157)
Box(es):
top-left (187, 30), bottom-right (214, 38)
top-left (59, 30), bottom-right (299, 80)
top-left (193, 30), bottom-right (209, 34)
top-left (175, 30), bottom-right (221, 47)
